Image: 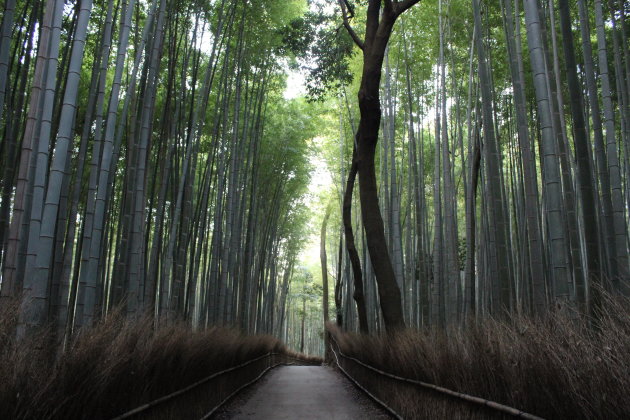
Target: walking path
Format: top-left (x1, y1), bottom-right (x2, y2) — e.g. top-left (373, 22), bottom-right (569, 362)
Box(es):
top-left (216, 365), bottom-right (391, 419)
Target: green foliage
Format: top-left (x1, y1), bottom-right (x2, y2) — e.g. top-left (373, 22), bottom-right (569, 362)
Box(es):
top-left (291, 266), bottom-right (321, 303)
top-left (280, 7), bottom-right (356, 100)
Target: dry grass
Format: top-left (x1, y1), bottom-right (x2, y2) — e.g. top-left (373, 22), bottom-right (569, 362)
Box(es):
top-left (0, 307), bottom-right (320, 420)
top-left (328, 294), bottom-right (630, 419)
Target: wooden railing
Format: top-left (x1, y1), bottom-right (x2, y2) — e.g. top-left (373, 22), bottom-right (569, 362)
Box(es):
top-left (112, 352), bottom-right (319, 419)
top-left (328, 332), bottom-right (543, 420)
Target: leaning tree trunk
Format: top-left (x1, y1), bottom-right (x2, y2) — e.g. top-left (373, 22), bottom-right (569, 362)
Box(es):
top-left (342, 150), bottom-right (369, 334)
top-left (339, 0), bottom-right (421, 331)
top-left (335, 233), bottom-right (344, 327)
top-left (25, 0), bottom-right (93, 335)
top-left (320, 204), bottom-right (331, 360)
top-left (17, 0), bottom-right (65, 338)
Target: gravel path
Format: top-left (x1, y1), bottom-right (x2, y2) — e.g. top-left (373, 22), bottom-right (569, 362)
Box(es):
top-left (214, 365), bottom-right (392, 419)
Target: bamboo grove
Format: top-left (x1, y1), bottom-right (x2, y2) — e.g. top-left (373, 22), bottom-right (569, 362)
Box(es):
top-left (321, 0), bottom-right (630, 335)
top-left (0, 0), bottom-right (315, 342)
top-left (0, 0), bottom-right (629, 353)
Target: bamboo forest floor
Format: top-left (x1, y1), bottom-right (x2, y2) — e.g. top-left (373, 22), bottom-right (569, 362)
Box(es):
top-left (215, 365), bottom-right (391, 419)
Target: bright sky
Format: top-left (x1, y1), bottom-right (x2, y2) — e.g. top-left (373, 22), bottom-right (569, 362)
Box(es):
top-left (299, 142), bottom-right (334, 275)
top-left (284, 68), bottom-right (307, 100)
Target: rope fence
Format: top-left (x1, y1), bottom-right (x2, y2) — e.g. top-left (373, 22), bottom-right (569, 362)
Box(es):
top-left (328, 333), bottom-right (544, 420)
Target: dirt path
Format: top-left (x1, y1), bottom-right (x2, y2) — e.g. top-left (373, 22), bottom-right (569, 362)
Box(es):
top-left (215, 365), bottom-right (391, 419)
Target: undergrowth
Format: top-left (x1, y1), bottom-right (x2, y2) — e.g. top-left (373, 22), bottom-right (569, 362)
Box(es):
top-left (0, 307), bottom-right (320, 419)
top-left (329, 294), bottom-right (630, 419)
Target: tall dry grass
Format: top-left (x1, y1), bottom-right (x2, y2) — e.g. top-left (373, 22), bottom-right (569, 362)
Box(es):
top-left (0, 307), bottom-right (320, 419)
top-left (329, 294), bottom-right (630, 419)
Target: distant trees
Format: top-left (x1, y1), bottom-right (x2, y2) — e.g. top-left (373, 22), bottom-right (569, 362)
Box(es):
top-left (0, 0), bottom-right (313, 344)
top-left (1, 0), bottom-right (629, 355)
top-left (285, 267), bottom-right (323, 356)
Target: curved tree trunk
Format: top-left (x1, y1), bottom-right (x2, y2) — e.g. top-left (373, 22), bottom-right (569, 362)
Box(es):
top-left (347, 0), bottom-right (421, 332)
top-left (320, 204), bottom-right (331, 360)
top-left (342, 151), bottom-right (369, 334)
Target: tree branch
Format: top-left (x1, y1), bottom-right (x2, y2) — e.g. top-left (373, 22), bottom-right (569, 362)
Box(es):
top-left (343, 0), bottom-right (356, 17)
top-left (393, 0), bottom-right (422, 17)
top-left (365, 0), bottom-right (381, 44)
top-left (338, 0), bottom-right (364, 50)
top-left (384, 0), bottom-right (394, 15)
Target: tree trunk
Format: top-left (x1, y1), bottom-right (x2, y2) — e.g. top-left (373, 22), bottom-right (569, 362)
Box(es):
top-left (343, 150), bottom-right (369, 334)
top-left (351, 0), bottom-right (419, 332)
top-left (558, 0), bottom-right (601, 310)
top-left (523, 0), bottom-right (570, 302)
top-left (473, 0), bottom-right (512, 315)
top-left (320, 204), bottom-right (331, 360)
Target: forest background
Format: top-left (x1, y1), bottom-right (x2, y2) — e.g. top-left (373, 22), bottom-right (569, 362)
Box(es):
top-left (0, 0), bottom-right (628, 371)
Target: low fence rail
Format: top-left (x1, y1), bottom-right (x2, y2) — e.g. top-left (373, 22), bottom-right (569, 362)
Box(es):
top-left (112, 352), bottom-right (319, 420)
top-left (328, 333), bottom-right (543, 420)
